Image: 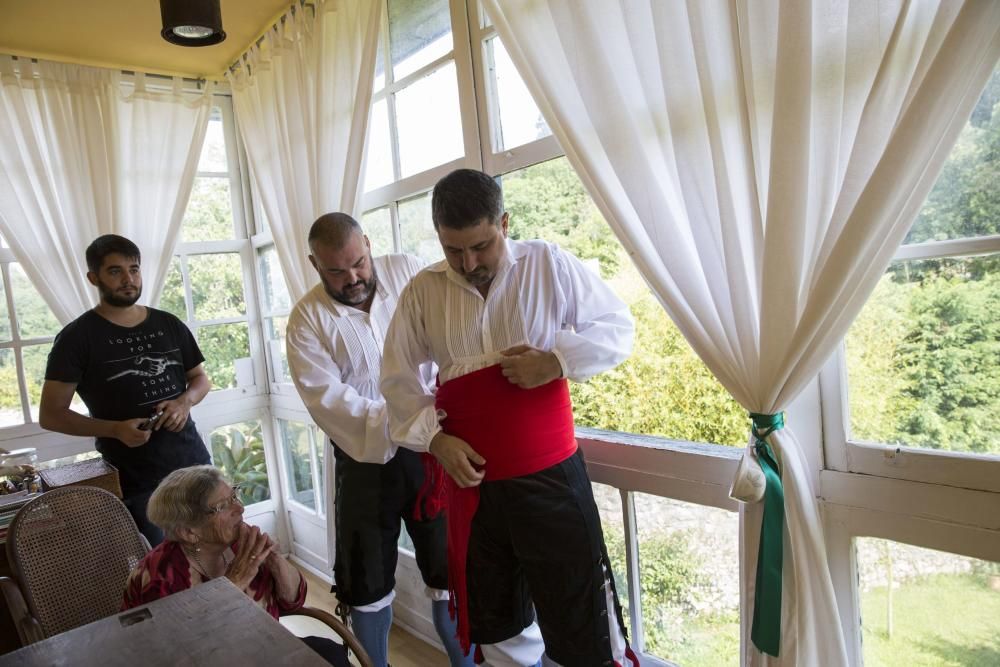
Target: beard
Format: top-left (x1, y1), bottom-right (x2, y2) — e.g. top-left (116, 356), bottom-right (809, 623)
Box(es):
top-left (326, 264), bottom-right (377, 307)
top-left (98, 282), bottom-right (142, 307)
top-left (462, 267), bottom-right (493, 287)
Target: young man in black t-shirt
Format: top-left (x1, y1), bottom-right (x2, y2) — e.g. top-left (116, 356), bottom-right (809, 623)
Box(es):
top-left (40, 235), bottom-right (212, 545)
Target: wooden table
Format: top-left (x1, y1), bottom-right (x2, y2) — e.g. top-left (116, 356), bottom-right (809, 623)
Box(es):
top-left (0, 578), bottom-right (329, 666)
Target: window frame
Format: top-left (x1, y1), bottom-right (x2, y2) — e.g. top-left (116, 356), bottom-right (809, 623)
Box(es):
top-left (821, 231), bottom-right (1000, 494)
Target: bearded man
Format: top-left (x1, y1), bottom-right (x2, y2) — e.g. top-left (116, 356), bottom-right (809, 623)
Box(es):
top-left (40, 234), bottom-right (212, 545)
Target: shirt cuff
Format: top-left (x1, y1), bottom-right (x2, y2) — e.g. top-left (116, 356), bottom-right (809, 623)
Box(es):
top-left (551, 347), bottom-right (569, 380)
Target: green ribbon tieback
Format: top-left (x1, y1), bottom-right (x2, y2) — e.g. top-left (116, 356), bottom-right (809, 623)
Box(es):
top-left (749, 411), bottom-right (785, 657)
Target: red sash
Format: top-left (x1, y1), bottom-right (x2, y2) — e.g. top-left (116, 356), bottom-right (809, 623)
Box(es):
top-left (431, 364), bottom-right (578, 655)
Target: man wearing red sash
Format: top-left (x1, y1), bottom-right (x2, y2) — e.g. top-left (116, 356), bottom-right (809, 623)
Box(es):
top-left (381, 169), bottom-right (639, 666)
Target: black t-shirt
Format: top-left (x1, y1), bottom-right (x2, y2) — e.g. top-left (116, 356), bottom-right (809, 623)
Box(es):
top-left (45, 308), bottom-right (211, 495)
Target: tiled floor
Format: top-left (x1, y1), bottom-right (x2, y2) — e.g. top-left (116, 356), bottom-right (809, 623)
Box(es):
top-left (300, 568), bottom-right (448, 666)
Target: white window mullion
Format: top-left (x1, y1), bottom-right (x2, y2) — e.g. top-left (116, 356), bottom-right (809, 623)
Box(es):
top-left (179, 254), bottom-right (195, 324)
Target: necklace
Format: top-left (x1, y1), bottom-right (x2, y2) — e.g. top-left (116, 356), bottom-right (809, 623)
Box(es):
top-left (188, 547), bottom-right (230, 580)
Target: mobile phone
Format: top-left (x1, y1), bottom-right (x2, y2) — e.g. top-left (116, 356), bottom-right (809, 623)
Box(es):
top-left (138, 410), bottom-right (164, 431)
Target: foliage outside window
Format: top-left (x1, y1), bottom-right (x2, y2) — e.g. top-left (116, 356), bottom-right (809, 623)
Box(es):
top-left (846, 67), bottom-right (1000, 457)
top-left (500, 158), bottom-right (747, 447)
top-left (210, 420), bottom-right (271, 505)
top-left (856, 538), bottom-right (1000, 666)
top-left (0, 259), bottom-right (81, 427)
top-left (158, 106), bottom-right (254, 392)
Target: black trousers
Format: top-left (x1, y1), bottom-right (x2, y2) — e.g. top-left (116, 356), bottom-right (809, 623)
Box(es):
top-left (467, 450), bottom-right (627, 666)
top-left (332, 443), bottom-right (448, 607)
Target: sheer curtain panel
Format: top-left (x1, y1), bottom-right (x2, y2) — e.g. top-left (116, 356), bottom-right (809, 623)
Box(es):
top-left (0, 56), bottom-right (212, 321)
top-left (483, 0), bottom-right (1000, 664)
top-left (227, 0), bottom-right (382, 303)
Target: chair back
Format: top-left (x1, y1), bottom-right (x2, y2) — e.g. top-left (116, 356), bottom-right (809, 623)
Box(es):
top-left (5, 486), bottom-right (149, 638)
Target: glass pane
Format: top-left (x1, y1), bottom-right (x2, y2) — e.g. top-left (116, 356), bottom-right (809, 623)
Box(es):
top-left (388, 0), bottom-right (452, 81)
top-left (395, 62), bottom-right (464, 178)
top-left (398, 193), bottom-right (442, 265)
top-left (258, 246), bottom-right (291, 314)
top-left (488, 37), bottom-right (551, 150)
top-left (501, 158), bottom-right (746, 445)
top-left (635, 494), bottom-right (739, 665)
top-left (189, 253), bottom-right (246, 320)
top-left (847, 255), bottom-right (1000, 455)
top-left (197, 108), bottom-right (228, 173)
top-left (0, 348), bottom-right (23, 427)
top-left (209, 419), bottom-right (271, 505)
top-left (279, 419), bottom-right (316, 509)
top-left (365, 98), bottom-right (394, 192)
top-left (198, 322), bottom-right (250, 391)
top-left (0, 274), bottom-right (11, 342)
top-left (904, 66), bottom-right (1000, 245)
top-left (22, 343), bottom-right (53, 421)
top-left (313, 425), bottom-right (326, 516)
top-left (592, 483), bottom-right (631, 635)
top-left (182, 177), bottom-right (235, 242)
top-left (362, 206), bottom-right (395, 256)
top-left (265, 316), bottom-right (289, 383)
top-left (158, 257), bottom-right (187, 319)
top-left (857, 538), bottom-right (1000, 666)
top-left (11, 264), bottom-right (60, 339)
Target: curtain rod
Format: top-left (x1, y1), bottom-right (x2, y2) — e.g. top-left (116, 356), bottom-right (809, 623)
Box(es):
top-left (228, 0), bottom-right (315, 74)
top-left (6, 54), bottom-right (209, 89)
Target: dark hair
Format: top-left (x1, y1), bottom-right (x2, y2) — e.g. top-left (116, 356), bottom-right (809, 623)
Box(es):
top-left (431, 169), bottom-right (503, 230)
top-left (309, 212), bottom-right (362, 250)
top-left (85, 235), bottom-right (141, 273)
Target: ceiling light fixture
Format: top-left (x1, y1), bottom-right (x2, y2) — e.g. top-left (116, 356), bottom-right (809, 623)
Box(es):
top-left (160, 0), bottom-right (226, 47)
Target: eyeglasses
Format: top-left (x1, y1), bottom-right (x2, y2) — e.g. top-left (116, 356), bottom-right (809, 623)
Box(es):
top-left (205, 484), bottom-right (244, 515)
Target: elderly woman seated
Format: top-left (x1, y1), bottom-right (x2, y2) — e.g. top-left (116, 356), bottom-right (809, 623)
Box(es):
top-left (122, 465), bottom-right (348, 666)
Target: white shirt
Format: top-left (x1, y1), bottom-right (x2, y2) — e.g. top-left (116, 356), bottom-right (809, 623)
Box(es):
top-left (286, 253), bottom-right (432, 464)
top-left (380, 238), bottom-right (635, 452)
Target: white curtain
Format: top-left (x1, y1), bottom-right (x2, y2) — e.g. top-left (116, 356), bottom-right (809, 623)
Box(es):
top-left (483, 0), bottom-right (1000, 664)
top-left (226, 0), bottom-right (382, 303)
top-left (0, 56), bottom-right (213, 322)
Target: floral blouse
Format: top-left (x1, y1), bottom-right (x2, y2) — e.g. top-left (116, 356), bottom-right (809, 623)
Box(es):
top-left (122, 540), bottom-right (306, 619)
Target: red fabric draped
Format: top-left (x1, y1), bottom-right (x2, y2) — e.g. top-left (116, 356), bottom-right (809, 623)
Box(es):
top-left (432, 364), bottom-right (578, 655)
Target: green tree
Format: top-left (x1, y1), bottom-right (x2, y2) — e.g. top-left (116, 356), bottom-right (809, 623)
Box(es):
top-left (504, 157), bottom-right (746, 446)
top-left (895, 271), bottom-right (1000, 453)
top-left (210, 420), bottom-right (271, 505)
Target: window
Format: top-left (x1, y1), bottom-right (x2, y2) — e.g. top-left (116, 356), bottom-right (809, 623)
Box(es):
top-left (499, 157), bottom-right (745, 447)
top-left (276, 418), bottom-right (325, 515)
top-left (209, 419), bottom-right (272, 505)
top-left (364, 0), bottom-right (475, 194)
top-left (840, 65), bottom-right (1000, 492)
top-left (821, 64), bottom-right (1000, 667)
top-left (158, 101), bottom-right (261, 395)
top-left (855, 538), bottom-right (999, 666)
top-left (0, 258), bottom-right (70, 428)
top-left (257, 244), bottom-right (291, 384)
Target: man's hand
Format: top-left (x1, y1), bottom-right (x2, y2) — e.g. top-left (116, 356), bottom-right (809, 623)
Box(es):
top-left (154, 394), bottom-right (193, 432)
top-left (113, 419), bottom-right (153, 447)
top-left (499, 345), bottom-right (562, 389)
top-left (429, 432), bottom-right (485, 488)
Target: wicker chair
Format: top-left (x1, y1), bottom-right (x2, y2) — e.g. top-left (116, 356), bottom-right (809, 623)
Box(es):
top-left (0, 486), bottom-right (149, 645)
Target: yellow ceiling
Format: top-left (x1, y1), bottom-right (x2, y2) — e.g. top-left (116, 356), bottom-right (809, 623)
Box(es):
top-left (0, 0), bottom-right (297, 80)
